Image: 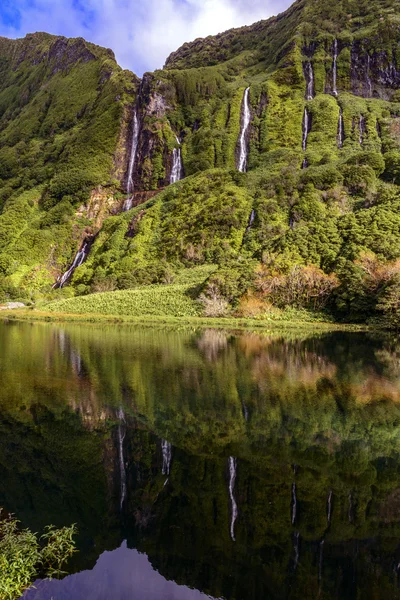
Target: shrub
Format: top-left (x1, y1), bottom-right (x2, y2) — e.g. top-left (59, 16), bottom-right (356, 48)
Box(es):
top-left (0, 511), bottom-right (77, 600)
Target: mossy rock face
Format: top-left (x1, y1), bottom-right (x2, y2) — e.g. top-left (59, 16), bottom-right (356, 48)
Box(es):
top-left (2, 0), bottom-right (400, 323)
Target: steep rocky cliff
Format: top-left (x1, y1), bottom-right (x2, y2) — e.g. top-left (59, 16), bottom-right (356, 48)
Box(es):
top-left (2, 0), bottom-right (400, 322)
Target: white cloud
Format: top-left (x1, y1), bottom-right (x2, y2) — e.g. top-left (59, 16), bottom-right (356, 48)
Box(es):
top-left (0, 0), bottom-right (293, 74)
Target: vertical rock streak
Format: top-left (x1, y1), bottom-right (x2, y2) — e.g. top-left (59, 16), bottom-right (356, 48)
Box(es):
top-left (228, 456), bottom-right (238, 541)
top-left (327, 490), bottom-right (333, 526)
top-left (332, 40), bottom-right (338, 96)
top-left (238, 87), bottom-right (251, 172)
top-left (359, 115), bottom-right (366, 145)
top-left (291, 482), bottom-right (297, 525)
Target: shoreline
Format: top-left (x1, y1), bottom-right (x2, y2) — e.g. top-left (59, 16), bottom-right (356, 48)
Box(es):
top-left (0, 309), bottom-right (369, 332)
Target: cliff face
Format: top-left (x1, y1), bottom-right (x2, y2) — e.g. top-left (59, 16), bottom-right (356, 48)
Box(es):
top-left (2, 0), bottom-right (400, 320)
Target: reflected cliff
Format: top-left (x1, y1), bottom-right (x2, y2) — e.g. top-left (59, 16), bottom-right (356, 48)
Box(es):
top-left (2, 322), bottom-right (400, 598)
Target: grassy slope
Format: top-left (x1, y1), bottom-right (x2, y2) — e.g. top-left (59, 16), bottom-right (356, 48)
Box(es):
top-left (0, 33), bottom-right (134, 296)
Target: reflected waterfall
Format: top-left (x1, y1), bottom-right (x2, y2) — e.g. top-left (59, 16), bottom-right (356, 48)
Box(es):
top-left (161, 439), bottom-right (172, 476)
top-left (117, 408), bottom-right (127, 510)
top-left (228, 456), bottom-right (238, 541)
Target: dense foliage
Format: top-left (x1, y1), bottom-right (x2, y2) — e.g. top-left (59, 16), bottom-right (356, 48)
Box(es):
top-left (2, 0), bottom-right (400, 325)
top-left (0, 512), bottom-right (76, 600)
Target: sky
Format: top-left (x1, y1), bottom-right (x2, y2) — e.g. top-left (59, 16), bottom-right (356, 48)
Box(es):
top-left (0, 0), bottom-right (293, 75)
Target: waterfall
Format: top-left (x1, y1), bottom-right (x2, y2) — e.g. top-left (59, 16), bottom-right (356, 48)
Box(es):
top-left (359, 115), bottom-right (366, 145)
top-left (327, 490), bottom-right (333, 526)
top-left (304, 62), bottom-right (315, 100)
top-left (241, 401), bottom-right (249, 421)
top-left (302, 107), bottom-right (310, 168)
top-left (117, 408), bottom-right (127, 510)
top-left (124, 109), bottom-right (140, 211)
top-left (228, 456), bottom-right (238, 541)
top-left (170, 137), bottom-right (183, 184)
top-left (53, 241), bottom-right (90, 289)
top-left (338, 108), bottom-right (344, 148)
top-left (161, 439), bottom-right (172, 476)
top-left (293, 532), bottom-right (300, 570)
top-left (332, 40), bottom-right (338, 96)
top-left (245, 209), bottom-right (255, 234)
top-left (237, 87), bottom-right (251, 173)
top-left (302, 108), bottom-right (310, 151)
top-left (291, 483), bottom-right (297, 525)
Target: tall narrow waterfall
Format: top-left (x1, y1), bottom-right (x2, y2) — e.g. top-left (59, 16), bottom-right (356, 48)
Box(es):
top-left (327, 490), bottom-right (333, 526)
top-left (53, 241), bottom-right (90, 289)
top-left (338, 108), bottom-right (344, 148)
top-left (291, 483), bottom-right (297, 525)
top-left (302, 107), bottom-right (311, 168)
top-left (170, 137), bottom-right (183, 184)
top-left (359, 115), bottom-right (366, 145)
top-left (228, 456), bottom-right (238, 541)
top-left (304, 62), bottom-right (315, 100)
top-left (237, 87), bottom-right (251, 172)
top-left (117, 408), bottom-right (127, 510)
top-left (161, 439), bottom-right (172, 476)
top-left (124, 110), bottom-right (140, 211)
top-left (332, 40), bottom-right (338, 96)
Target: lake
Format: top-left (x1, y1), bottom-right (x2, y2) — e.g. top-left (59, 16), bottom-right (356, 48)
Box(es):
top-left (1, 321), bottom-right (400, 599)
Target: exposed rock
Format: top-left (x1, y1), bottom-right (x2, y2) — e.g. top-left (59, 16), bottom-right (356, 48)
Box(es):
top-left (0, 302), bottom-right (26, 310)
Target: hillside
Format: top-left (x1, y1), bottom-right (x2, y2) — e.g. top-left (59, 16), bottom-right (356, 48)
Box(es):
top-left (2, 0), bottom-right (400, 325)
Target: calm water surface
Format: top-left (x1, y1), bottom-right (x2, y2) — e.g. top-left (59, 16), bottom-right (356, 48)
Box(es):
top-left (1, 321), bottom-right (400, 599)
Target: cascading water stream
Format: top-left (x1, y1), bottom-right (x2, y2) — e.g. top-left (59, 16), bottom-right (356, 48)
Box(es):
top-left (332, 40), bottom-right (338, 96)
top-left (124, 109), bottom-right (141, 211)
top-left (170, 137), bottom-right (183, 184)
top-left (161, 439), bottom-right (172, 476)
top-left (359, 115), bottom-right (366, 145)
top-left (302, 107), bottom-right (311, 168)
top-left (53, 241), bottom-right (90, 289)
top-left (245, 209), bottom-right (255, 234)
top-left (338, 108), bottom-right (344, 148)
top-left (291, 483), bottom-right (297, 525)
top-left (228, 456), bottom-right (238, 541)
top-left (304, 62), bottom-right (315, 100)
top-left (327, 490), bottom-right (333, 527)
top-left (237, 87), bottom-right (251, 173)
top-left (117, 408), bottom-right (127, 510)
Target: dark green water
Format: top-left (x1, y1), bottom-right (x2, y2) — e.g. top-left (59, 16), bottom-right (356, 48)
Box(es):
top-left (2, 321), bottom-right (400, 599)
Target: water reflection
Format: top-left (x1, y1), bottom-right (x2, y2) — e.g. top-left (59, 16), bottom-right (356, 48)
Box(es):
top-left (1, 322), bottom-right (400, 598)
top-left (25, 543), bottom-right (218, 600)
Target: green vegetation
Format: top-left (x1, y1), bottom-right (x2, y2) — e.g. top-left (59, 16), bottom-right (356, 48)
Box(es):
top-left (2, 0), bottom-right (400, 326)
top-left (0, 513), bottom-right (77, 600)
